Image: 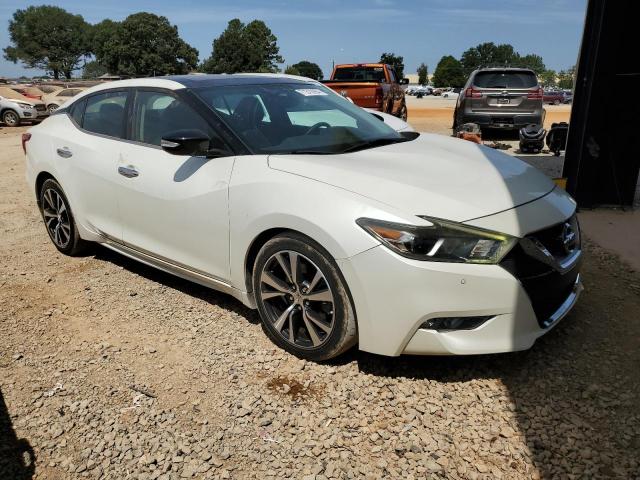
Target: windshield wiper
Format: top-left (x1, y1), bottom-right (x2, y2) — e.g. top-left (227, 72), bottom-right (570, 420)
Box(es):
top-left (340, 137), bottom-right (408, 154)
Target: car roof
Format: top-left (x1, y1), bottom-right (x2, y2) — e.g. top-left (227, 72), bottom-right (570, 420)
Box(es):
top-left (473, 67), bottom-right (535, 73)
top-left (60, 74), bottom-right (322, 108)
top-left (163, 73), bottom-right (318, 88)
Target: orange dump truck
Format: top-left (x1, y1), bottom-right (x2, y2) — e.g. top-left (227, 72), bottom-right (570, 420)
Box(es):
top-left (322, 63), bottom-right (409, 120)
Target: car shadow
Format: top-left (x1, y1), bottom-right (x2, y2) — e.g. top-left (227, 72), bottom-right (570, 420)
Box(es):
top-left (90, 242), bottom-right (638, 478)
top-left (92, 246), bottom-right (260, 325)
top-left (0, 389), bottom-right (35, 479)
top-left (342, 245), bottom-right (639, 478)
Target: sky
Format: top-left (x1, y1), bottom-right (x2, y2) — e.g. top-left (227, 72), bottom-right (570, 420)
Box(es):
top-left (0, 0), bottom-right (588, 78)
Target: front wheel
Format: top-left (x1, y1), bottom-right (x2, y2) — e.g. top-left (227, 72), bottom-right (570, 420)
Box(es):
top-left (253, 233), bottom-right (357, 361)
top-left (2, 110), bottom-right (21, 127)
top-left (48, 104), bottom-right (59, 114)
top-left (39, 179), bottom-right (88, 256)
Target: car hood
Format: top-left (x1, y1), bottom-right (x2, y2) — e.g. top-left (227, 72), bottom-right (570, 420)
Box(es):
top-left (10, 97), bottom-right (44, 106)
top-left (268, 133), bottom-right (556, 222)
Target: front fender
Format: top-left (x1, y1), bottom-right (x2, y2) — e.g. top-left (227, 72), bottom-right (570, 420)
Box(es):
top-left (228, 156), bottom-right (417, 294)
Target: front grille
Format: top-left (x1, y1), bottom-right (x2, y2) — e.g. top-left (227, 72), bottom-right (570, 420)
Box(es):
top-left (501, 216), bottom-right (581, 327)
top-left (35, 104), bottom-right (46, 112)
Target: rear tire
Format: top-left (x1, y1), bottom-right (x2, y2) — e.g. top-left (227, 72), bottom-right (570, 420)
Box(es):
top-left (253, 233), bottom-right (357, 361)
top-left (39, 179), bottom-right (89, 256)
top-left (2, 110), bottom-right (21, 127)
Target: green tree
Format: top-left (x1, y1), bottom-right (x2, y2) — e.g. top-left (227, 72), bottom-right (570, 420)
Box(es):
top-left (557, 66), bottom-right (576, 89)
top-left (460, 42), bottom-right (519, 75)
top-left (202, 19), bottom-right (284, 73)
top-left (417, 63), bottom-right (428, 85)
top-left (284, 65), bottom-right (301, 76)
top-left (3, 6), bottom-right (91, 79)
top-left (290, 61), bottom-right (323, 80)
top-left (82, 60), bottom-right (108, 79)
top-left (91, 13), bottom-right (198, 77)
top-left (432, 55), bottom-right (466, 88)
top-left (519, 54), bottom-right (546, 75)
top-left (379, 52), bottom-right (405, 78)
top-left (539, 69), bottom-right (557, 87)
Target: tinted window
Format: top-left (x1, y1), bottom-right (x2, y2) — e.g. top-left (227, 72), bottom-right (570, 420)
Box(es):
top-left (473, 71), bottom-right (538, 89)
top-left (132, 90), bottom-right (219, 147)
top-left (69, 98), bottom-right (86, 126)
top-left (333, 67), bottom-right (386, 82)
top-left (83, 91), bottom-right (127, 138)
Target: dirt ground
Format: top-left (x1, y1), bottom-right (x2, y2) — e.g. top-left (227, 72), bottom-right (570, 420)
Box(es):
top-left (405, 96), bottom-right (571, 137)
top-left (1, 109), bottom-right (639, 480)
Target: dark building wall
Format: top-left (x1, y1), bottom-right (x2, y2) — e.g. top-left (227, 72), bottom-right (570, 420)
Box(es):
top-left (563, 0), bottom-right (640, 207)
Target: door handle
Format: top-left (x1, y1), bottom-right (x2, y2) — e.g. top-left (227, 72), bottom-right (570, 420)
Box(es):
top-left (118, 165), bottom-right (139, 178)
top-left (56, 147), bottom-right (72, 158)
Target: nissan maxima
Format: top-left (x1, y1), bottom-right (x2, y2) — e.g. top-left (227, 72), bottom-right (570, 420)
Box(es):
top-left (24, 74), bottom-right (583, 361)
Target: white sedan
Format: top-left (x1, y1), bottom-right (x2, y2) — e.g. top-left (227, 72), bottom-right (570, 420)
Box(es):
top-left (24, 75), bottom-right (583, 360)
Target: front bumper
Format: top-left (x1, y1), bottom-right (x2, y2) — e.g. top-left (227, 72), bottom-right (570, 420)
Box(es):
top-left (18, 108), bottom-right (49, 120)
top-left (337, 242), bottom-right (582, 357)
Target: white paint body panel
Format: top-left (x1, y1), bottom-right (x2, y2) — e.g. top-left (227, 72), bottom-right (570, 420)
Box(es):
top-left (268, 133), bottom-right (556, 222)
top-left (24, 76), bottom-right (582, 357)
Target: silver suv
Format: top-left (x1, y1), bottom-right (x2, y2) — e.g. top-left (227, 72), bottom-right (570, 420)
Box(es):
top-left (454, 68), bottom-right (543, 131)
top-left (0, 86), bottom-right (49, 127)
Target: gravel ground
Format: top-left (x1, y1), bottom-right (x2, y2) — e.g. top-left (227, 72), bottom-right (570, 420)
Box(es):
top-left (1, 126), bottom-right (639, 479)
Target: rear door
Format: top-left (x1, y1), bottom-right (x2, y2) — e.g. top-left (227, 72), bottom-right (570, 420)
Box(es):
top-left (55, 90), bottom-right (129, 240)
top-left (115, 88), bottom-right (235, 281)
top-left (470, 70), bottom-right (540, 113)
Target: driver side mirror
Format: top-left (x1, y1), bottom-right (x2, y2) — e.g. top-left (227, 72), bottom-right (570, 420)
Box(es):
top-left (399, 78), bottom-right (409, 85)
top-left (161, 130), bottom-right (232, 158)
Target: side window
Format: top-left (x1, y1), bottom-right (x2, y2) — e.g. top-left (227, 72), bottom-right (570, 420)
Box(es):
top-left (69, 98), bottom-right (86, 126)
top-left (59, 89), bottom-right (73, 97)
top-left (131, 90), bottom-right (223, 148)
top-left (83, 91), bottom-right (128, 138)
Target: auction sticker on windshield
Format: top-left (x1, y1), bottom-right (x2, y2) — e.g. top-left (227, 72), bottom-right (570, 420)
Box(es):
top-left (295, 89), bottom-right (328, 96)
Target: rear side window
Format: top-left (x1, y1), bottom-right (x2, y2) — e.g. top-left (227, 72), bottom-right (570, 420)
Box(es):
top-left (473, 71), bottom-right (537, 89)
top-left (68, 98), bottom-right (86, 126)
top-left (83, 91), bottom-right (128, 138)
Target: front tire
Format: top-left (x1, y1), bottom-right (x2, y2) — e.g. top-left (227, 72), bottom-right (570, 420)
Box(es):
top-left (2, 110), bottom-right (21, 127)
top-left (39, 179), bottom-right (88, 256)
top-left (48, 104), bottom-right (59, 114)
top-left (253, 233), bottom-right (357, 361)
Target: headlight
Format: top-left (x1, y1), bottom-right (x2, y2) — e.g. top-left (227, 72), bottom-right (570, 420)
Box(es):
top-left (356, 217), bottom-right (517, 264)
top-left (16, 103), bottom-right (33, 109)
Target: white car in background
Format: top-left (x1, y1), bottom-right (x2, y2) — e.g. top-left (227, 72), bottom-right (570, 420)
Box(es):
top-left (24, 74), bottom-right (582, 360)
top-left (44, 87), bottom-right (87, 113)
top-left (0, 86), bottom-right (49, 126)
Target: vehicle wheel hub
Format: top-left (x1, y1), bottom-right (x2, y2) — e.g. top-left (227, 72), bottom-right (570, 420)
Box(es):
top-left (259, 250), bottom-right (335, 349)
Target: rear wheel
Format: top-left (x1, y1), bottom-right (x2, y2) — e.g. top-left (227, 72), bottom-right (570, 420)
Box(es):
top-left (39, 179), bottom-right (88, 256)
top-left (2, 110), bottom-right (20, 127)
top-left (253, 233), bottom-right (357, 361)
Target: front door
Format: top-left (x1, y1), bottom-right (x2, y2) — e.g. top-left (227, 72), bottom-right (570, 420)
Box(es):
top-left (116, 89), bottom-right (235, 282)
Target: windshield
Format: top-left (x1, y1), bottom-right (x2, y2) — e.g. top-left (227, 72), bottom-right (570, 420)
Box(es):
top-left (194, 82), bottom-right (405, 154)
top-left (333, 66), bottom-right (386, 82)
top-left (473, 71), bottom-right (537, 89)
